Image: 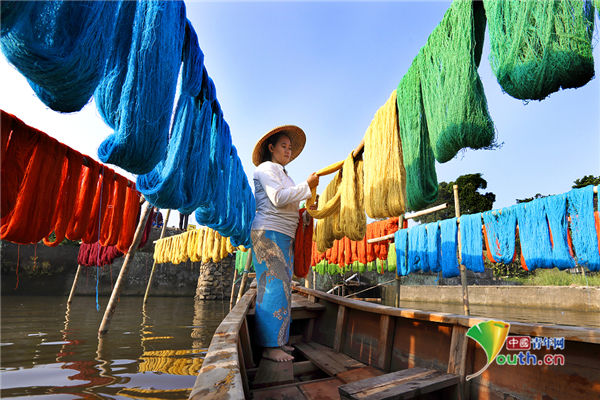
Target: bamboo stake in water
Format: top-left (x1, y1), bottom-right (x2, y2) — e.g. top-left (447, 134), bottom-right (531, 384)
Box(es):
top-left (143, 209), bottom-right (171, 305)
top-left (99, 200), bottom-right (152, 336)
top-left (67, 265), bottom-right (83, 305)
top-left (453, 185), bottom-right (471, 316)
top-left (229, 267), bottom-right (238, 311)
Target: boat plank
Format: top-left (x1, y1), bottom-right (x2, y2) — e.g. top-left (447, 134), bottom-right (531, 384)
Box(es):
top-left (253, 385), bottom-right (306, 400)
top-left (337, 366), bottom-right (385, 384)
top-left (295, 341), bottom-right (365, 376)
top-left (253, 358), bottom-right (294, 389)
top-left (299, 377), bottom-right (345, 400)
top-left (339, 368), bottom-right (459, 400)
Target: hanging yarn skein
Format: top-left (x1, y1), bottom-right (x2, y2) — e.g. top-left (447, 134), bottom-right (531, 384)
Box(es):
top-left (339, 155), bottom-right (367, 241)
top-left (0, 1), bottom-right (117, 112)
top-left (426, 221), bottom-right (442, 273)
top-left (460, 213), bottom-right (485, 273)
top-left (396, 63), bottom-right (438, 211)
top-left (95, 1), bottom-right (186, 174)
top-left (566, 186), bottom-right (600, 271)
top-left (481, 207), bottom-right (517, 264)
top-left (440, 218), bottom-right (459, 278)
top-left (418, 0), bottom-right (495, 163)
top-left (363, 90), bottom-right (407, 218)
top-left (515, 200), bottom-right (555, 271)
top-left (484, 0), bottom-right (595, 100)
top-left (395, 229), bottom-right (409, 276)
top-left (542, 194), bottom-right (576, 270)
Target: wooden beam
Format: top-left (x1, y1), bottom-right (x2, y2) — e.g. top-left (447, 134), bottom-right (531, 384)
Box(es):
top-left (377, 314), bottom-right (394, 371)
top-left (67, 264), bottom-right (83, 305)
top-left (333, 305), bottom-right (347, 352)
top-left (143, 209), bottom-right (170, 305)
top-left (98, 200), bottom-right (152, 336)
top-left (454, 184), bottom-right (471, 316)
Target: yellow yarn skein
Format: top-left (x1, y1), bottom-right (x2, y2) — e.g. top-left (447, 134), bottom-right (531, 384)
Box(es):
top-left (340, 155), bottom-right (366, 241)
top-left (363, 90), bottom-right (407, 218)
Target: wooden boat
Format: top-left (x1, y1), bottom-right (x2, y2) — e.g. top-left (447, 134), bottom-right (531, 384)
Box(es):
top-left (190, 283), bottom-right (600, 399)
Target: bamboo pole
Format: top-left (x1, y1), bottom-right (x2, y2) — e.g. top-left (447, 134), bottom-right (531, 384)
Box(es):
top-left (99, 200), bottom-right (152, 336)
top-left (229, 267), bottom-right (238, 311)
top-left (453, 184), bottom-right (470, 316)
top-left (395, 214), bottom-right (405, 308)
top-left (143, 209), bottom-right (171, 305)
top-left (236, 249), bottom-right (253, 304)
top-left (67, 264), bottom-right (83, 305)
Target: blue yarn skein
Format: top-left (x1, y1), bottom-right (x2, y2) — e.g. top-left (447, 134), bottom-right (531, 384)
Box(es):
top-left (460, 213), bottom-right (485, 273)
top-left (408, 224), bottom-right (428, 273)
top-left (515, 199), bottom-right (553, 271)
top-left (1, 1), bottom-right (117, 112)
top-left (440, 218), bottom-right (459, 278)
top-left (542, 194), bottom-right (575, 270)
top-left (395, 229), bottom-right (409, 276)
top-left (137, 94), bottom-right (195, 210)
top-left (566, 185), bottom-right (600, 271)
top-left (96, 1), bottom-right (186, 174)
top-left (426, 221), bottom-right (441, 273)
top-left (482, 207), bottom-right (516, 264)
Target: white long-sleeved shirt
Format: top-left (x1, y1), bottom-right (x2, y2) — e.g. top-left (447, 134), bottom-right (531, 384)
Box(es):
top-left (251, 161), bottom-right (312, 239)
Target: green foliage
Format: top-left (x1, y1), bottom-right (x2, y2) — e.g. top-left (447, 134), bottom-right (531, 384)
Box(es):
top-left (572, 175), bottom-right (600, 188)
top-left (412, 173), bottom-right (495, 224)
top-left (508, 268), bottom-right (600, 286)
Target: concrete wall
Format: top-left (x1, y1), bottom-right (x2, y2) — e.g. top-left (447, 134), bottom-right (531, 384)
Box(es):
top-left (382, 285), bottom-right (600, 312)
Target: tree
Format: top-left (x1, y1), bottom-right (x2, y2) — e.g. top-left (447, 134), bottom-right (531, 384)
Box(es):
top-left (572, 175), bottom-right (600, 188)
top-left (412, 173), bottom-right (496, 224)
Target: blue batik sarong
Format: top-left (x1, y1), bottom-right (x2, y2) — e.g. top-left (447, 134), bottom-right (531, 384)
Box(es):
top-left (250, 229), bottom-right (294, 347)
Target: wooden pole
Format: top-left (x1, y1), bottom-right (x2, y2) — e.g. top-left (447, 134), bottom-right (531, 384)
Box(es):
top-left (143, 209), bottom-right (171, 305)
top-left (395, 214), bottom-right (405, 308)
top-left (229, 267), bottom-right (238, 311)
top-left (236, 249), bottom-right (253, 304)
top-left (67, 264), bottom-right (83, 305)
top-left (99, 200), bottom-right (152, 336)
top-left (453, 185), bottom-right (471, 316)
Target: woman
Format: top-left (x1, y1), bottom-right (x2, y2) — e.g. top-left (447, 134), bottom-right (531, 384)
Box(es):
top-left (251, 125), bottom-right (319, 362)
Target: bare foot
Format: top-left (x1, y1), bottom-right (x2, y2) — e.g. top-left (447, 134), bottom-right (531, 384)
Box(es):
top-left (282, 345), bottom-right (294, 353)
top-left (263, 347), bottom-right (294, 362)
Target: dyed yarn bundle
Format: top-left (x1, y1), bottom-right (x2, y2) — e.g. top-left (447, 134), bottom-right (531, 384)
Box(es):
top-left (0, 1), bottom-right (117, 112)
top-left (484, 0), bottom-right (595, 100)
top-left (396, 64), bottom-right (438, 211)
top-left (294, 209), bottom-right (314, 278)
top-left (363, 90), bottom-right (407, 218)
top-left (78, 241), bottom-right (123, 267)
top-left (418, 0), bottom-right (494, 163)
top-left (481, 207), bottom-right (517, 264)
top-left (460, 213), bottom-right (485, 273)
top-left (516, 200), bottom-right (555, 271)
top-left (567, 186), bottom-right (600, 271)
top-left (153, 227), bottom-right (236, 265)
top-left (0, 111), bottom-right (141, 251)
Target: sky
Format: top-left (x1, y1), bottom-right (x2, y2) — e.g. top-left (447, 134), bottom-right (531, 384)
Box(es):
top-left (1, 1), bottom-right (599, 228)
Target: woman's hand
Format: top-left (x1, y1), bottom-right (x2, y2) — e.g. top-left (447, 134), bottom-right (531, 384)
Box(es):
top-left (307, 172), bottom-right (319, 189)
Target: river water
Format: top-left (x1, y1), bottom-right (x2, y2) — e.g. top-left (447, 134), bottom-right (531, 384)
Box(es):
top-left (2, 294), bottom-right (598, 399)
top-left (1, 296), bottom-right (227, 399)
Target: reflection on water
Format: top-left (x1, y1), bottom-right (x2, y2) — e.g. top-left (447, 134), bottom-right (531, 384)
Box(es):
top-left (0, 296), bottom-right (227, 399)
top-left (382, 298), bottom-right (600, 328)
